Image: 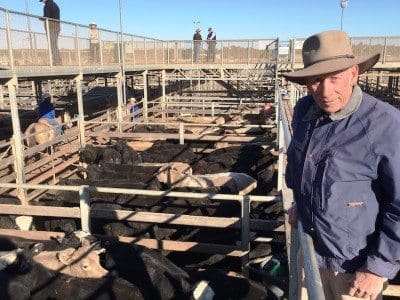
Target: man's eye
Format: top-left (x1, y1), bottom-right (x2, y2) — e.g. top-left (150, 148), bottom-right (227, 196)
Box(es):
top-left (310, 79), bottom-right (321, 85)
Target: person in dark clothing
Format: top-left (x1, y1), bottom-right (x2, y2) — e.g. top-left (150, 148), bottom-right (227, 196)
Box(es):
top-left (193, 28), bottom-right (202, 62)
top-left (40, 0), bottom-right (61, 65)
top-left (206, 27), bottom-right (216, 62)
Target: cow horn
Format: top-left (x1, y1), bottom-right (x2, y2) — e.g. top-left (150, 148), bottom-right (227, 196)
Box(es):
top-left (94, 248), bottom-right (106, 255)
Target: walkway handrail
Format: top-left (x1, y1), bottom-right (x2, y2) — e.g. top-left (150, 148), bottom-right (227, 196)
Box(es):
top-left (1, 6), bottom-right (398, 72)
top-left (0, 7), bottom-right (278, 71)
top-left (278, 92), bottom-right (325, 300)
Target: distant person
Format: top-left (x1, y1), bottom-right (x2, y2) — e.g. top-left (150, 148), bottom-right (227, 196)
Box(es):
top-left (37, 93), bottom-right (62, 136)
top-left (40, 0), bottom-right (61, 65)
top-left (89, 22), bottom-right (100, 63)
top-left (206, 27), bottom-right (216, 62)
top-left (129, 97), bottom-right (139, 122)
top-left (193, 28), bottom-right (202, 62)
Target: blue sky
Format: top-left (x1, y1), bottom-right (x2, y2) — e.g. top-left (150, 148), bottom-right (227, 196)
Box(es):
top-left (0, 0), bottom-right (399, 41)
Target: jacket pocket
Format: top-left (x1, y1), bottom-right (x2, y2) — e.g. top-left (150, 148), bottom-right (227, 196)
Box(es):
top-left (345, 194), bottom-right (370, 255)
top-left (313, 151), bottom-right (332, 211)
top-left (286, 138), bottom-right (307, 190)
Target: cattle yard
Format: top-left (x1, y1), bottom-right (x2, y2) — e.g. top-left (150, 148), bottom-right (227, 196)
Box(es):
top-left (1, 7), bottom-right (400, 299)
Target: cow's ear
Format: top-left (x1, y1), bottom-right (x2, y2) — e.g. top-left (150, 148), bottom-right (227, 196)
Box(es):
top-left (57, 248), bottom-right (76, 265)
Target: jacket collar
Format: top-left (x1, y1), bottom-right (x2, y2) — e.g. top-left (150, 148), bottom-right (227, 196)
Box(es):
top-left (302, 85), bottom-right (363, 121)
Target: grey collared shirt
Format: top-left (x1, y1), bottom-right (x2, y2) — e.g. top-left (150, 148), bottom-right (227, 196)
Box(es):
top-left (302, 85), bottom-right (363, 122)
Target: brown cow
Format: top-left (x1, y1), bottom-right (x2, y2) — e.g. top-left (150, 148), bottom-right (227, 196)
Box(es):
top-left (33, 244), bottom-right (108, 278)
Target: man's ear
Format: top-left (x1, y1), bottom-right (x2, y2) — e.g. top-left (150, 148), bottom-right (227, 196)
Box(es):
top-left (351, 65), bottom-right (359, 86)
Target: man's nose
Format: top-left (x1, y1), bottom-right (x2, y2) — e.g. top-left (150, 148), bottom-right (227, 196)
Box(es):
top-left (319, 78), bottom-right (334, 96)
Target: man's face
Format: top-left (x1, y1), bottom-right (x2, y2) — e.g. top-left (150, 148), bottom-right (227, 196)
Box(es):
top-left (305, 65), bottom-right (359, 114)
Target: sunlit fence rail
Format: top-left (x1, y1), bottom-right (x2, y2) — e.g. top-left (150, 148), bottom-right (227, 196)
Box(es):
top-left (279, 36), bottom-right (400, 67)
top-left (1, 7), bottom-right (399, 71)
top-left (0, 8), bottom-right (277, 69)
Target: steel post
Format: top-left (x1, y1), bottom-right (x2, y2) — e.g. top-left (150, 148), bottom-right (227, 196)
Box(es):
top-left (45, 19), bottom-right (53, 66)
top-left (161, 69), bottom-right (166, 121)
top-left (8, 77), bottom-right (28, 205)
top-left (240, 196), bottom-right (250, 275)
top-left (116, 73), bottom-right (124, 132)
top-left (5, 11), bottom-right (14, 69)
top-left (74, 74), bottom-right (86, 147)
top-left (79, 186), bottom-right (91, 233)
top-left (143, 70), bottom-right (148, 122)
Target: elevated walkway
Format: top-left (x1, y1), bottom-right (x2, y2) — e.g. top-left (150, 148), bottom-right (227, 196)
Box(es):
top-left (1, 7), bottom-right (399, 83)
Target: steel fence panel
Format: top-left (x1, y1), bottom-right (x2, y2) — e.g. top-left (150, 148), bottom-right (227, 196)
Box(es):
top-left (133, 36), bottom-right (145, 65)
top-left (100, 30), bottom-right (119, 66)
top-left (351, 37), bottom-right (385, 60)
top-left (122, 33), bottom-right (134, 65)
top-left (384, 37), bottom-right (400, 63)
top-left (59, 22), bottom-right (79, 66)
top-left (145, 38), bottom-right (156, 65)
top-left (155, 40), bottom-right (164, 65)
top-left (0, 10), bottom-right (8, 68)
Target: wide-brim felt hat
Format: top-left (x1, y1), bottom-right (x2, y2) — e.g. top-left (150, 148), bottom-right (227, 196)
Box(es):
top-left (283, 30), bottom-right (380, 85)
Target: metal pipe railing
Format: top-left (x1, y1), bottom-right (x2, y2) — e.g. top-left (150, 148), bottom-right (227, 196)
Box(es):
top-left (0, 181), bottom-right (280, 268)
top-left (278, 91), bottom-right (325, 299)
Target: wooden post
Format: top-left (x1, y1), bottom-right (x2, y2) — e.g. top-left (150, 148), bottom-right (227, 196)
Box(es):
top-left (0, 85), bottom-right (4, 110)
top-left (144, 38), bottom-right (147, 66)
top-left (143, 70), bottom-right (148, 123)
top-left (79, 186), bottom-right (91, 233)
top-left (5, 11), bottom-right (14, 69)
top-left (116, 73), bottom-right (124, 132)
top-left (74, 74), bottom-right (86, 147)
top-left (99, 33), bottom-right (104, 67)
top-left (241, 196), bottom-right (250, 275)
top-left (75, 24), bottom-right (81, 67)
top-left (45, 19), bottom-right (53, 66)
top-left (179, 122), bottom-right (184, 145)
top-left (167, 41), bottom-right (170, 65)
top-left (7, 77), bottom-right (27, 205)
top-left (161, 69), bottom-right (166, 121)
top-left (277, 96), bottom-right (285, 192)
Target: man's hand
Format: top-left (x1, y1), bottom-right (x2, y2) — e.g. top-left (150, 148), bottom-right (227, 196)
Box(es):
top-left (348, 269), bottom-right (386, 299)
top-left (287, 204), bottom-right (297, 228)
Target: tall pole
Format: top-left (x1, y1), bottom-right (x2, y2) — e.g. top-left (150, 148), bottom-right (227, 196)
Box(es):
top-left (340, 7), bottom-right (344, 30)
top-left (25, 0), bottom-right (33, 51)
top-left (340, 0), bottom-right (348, 30)
top-left (192, 20), bottom-right (200, 31)
top-left (119, 0), bottom-right (126, 105)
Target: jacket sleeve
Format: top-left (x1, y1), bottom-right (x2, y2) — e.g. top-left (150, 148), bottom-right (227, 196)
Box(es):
top-left (365, 108), bottom-right (400, 279)
top-left (284, 101), bottom-right (299, 190)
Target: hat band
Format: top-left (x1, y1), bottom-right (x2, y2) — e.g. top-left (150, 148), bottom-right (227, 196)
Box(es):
top-left (306, 54), bottom-right (355, 67)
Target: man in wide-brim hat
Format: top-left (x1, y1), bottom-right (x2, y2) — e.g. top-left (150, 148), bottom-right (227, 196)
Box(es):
top-left (285, 30), bottom-right (400, 299)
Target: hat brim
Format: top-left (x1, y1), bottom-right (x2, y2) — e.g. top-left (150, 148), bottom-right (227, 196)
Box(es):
top-left (282, 53), bottom-right (380, 85)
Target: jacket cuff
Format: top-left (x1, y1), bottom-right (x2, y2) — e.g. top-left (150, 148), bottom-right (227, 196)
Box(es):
top-left (365, 254), bottom-right (400, 279)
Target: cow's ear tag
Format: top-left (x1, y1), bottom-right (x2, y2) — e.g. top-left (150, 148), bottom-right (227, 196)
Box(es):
top-left (57, 248), bottom-right (76, 265)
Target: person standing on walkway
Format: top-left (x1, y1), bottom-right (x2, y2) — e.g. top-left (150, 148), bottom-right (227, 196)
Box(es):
top-left (40, 0), bottom-right (61, 65)
top-left (193, 28), bottom-right (202, 62)
top-left (89, 22), bottom-right (100, 64)
top-left (206, 27), bottom-right (216, 62)
top-left (284, 30), bottom-right (400, 299)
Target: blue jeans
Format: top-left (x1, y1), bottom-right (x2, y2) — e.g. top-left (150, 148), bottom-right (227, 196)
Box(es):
top-left (44, 118), bottom-right (63, 136)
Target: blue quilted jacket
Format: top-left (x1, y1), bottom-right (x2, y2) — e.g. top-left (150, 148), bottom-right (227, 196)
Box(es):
top-left (286, 88), bottom-right (400, 279)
